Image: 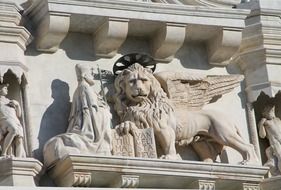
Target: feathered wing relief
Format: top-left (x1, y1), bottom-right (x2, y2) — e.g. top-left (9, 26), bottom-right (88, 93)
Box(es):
top-left (155, 72), bottom-right (244, 110)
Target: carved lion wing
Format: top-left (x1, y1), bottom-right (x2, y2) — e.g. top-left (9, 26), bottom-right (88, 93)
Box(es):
top-left (154, 71), bottom-right (244, 110)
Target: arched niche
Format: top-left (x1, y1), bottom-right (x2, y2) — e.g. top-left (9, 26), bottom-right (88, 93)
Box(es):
top-left (253, 91), bottom-right (281, 166)
top-left (1, 69), bottom-right (31, 156)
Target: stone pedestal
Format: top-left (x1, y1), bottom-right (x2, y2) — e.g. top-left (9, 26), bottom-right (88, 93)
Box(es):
top-left (48, 154), bottom-right (268, 189)
top-left (0, 157), bottom-right (42, 186)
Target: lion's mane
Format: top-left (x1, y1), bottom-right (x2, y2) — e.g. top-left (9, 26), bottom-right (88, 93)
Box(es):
top-left (114, 63), bottom-right (174, 128)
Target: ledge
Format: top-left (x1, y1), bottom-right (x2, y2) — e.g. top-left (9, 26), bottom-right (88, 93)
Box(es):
top-left (48, 154), bottom-right (268, 189)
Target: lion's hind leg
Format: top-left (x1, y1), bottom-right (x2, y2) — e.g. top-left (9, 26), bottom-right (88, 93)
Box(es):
top-left (223, 130), bottom-right (258, 165)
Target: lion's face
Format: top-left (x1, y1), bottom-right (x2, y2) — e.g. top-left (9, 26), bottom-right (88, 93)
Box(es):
top-left (124, 70), bottom-right (152, 103)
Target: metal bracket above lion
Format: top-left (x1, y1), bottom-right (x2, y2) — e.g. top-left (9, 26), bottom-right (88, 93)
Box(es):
top-left (113, 53), bottom-right (156, 76)
top-left (112, 56), bottom-right (259, 164)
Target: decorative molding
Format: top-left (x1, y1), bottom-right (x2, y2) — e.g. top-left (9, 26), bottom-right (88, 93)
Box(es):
top-left (72, 172), bottom-right (92, 187)
top-left (243, 183), bottom-right (260, 190)
top-left (25, 0), bottom-right (248, 61)
top-left (198, 180), bottom-right (215, 190)
top-left (0, 26), bottom-right (32, 51)
top-left (116, 175), bottom-right (139, 188)
top-left (208, 27), bottom-right (242, 65)
top-left (151, 23), bottom-right (185, 62)
top-left (25, 0), bottom-right (249, 28)
top-left (93, 18), bottom-right (128, 57)
top-left (36, 0), bottom-right (249, 26)
top-left (163, 0), bottom-right (241, 8)
top-left (0, 1), bottom-right (22, 26)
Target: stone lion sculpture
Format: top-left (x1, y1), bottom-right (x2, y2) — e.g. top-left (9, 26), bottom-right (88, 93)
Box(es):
top-left (114, 63), bottom-right (259, 164)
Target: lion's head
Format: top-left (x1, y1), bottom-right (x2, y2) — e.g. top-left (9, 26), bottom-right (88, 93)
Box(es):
top-left (114, 63), bottom-right (173, 121)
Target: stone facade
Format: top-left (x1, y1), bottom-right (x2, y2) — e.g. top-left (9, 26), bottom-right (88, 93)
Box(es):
top-left (0, 0), bottom-right (280, 189)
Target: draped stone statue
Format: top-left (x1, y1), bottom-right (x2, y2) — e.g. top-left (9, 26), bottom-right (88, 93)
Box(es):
top-left (0, 84), bottom-right (26, 158)
top-left (259, 104), bottom-right (281, 176)
top-left (43, 64), bottom-right (112, 167)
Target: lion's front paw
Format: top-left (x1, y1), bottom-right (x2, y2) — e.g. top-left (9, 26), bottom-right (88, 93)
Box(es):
top-left (160, 154), bottom-right (182, 160)
top-left (115, 121), bottom-right (138, 135)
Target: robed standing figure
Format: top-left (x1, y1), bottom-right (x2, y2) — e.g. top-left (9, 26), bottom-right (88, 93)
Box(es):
top-left (44, 64), bottom-right (112, 167)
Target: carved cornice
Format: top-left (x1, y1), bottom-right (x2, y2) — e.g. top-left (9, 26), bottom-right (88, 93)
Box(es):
top-left (163, 0), bottom-right (242, 8)
top-left (25, 0), bottom-right (248, 63)
top-left (26, 0), bottom-right (249, 26)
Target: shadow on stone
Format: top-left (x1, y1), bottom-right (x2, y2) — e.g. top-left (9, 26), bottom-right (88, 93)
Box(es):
top-left (34, 79), bottom-right (71, 162)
